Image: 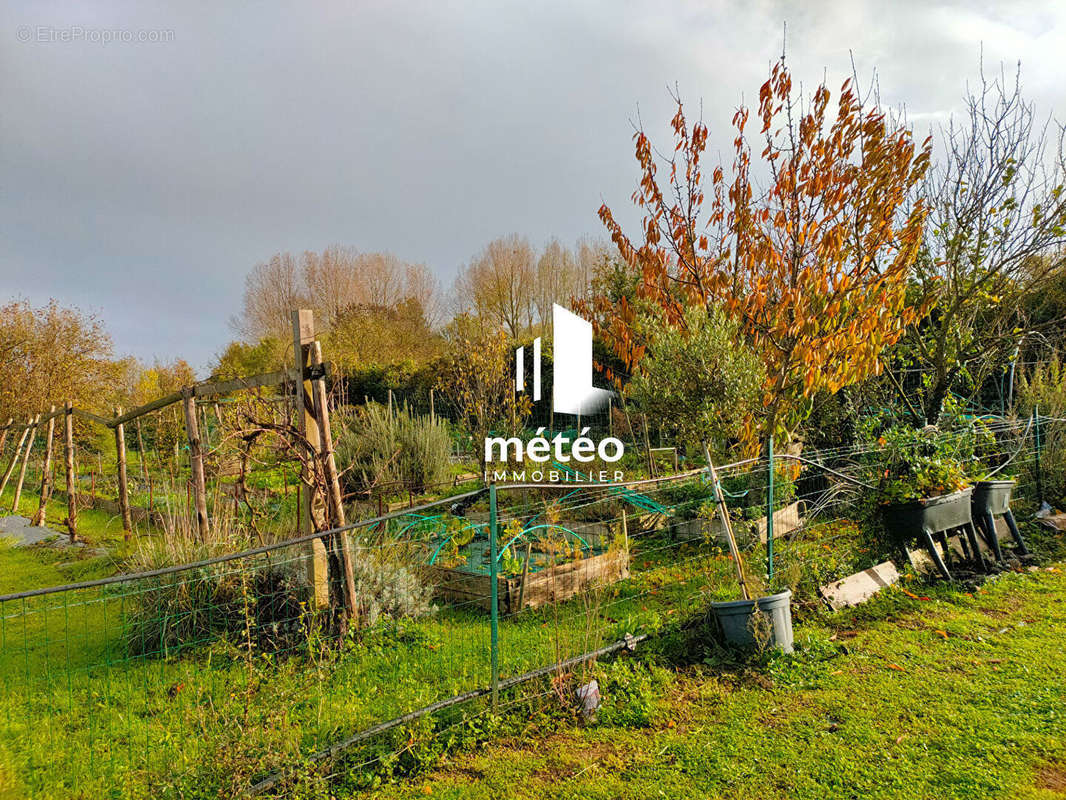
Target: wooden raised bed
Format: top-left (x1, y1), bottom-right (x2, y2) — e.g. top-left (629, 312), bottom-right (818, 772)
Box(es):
top-left (671, 500), bottom-right (805, 545)
top-left (425, 548), bottom-right (629, 614)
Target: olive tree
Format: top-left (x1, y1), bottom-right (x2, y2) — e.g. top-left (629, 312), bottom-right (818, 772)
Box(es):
top-left (628, 307), bottom-right (764, 456)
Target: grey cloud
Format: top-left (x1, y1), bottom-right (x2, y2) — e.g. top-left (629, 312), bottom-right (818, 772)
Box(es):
top-left (1, 0), bottom-right (1063, 371)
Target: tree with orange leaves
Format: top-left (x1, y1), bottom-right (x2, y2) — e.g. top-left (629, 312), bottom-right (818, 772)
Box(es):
top-left (582, 58), bottom-right (932, 448)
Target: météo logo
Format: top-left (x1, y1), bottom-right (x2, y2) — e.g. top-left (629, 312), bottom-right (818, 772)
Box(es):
top-left (485, 304), bottom-right (625, 481)
top-left (515, 304), bottom-right (614, 415)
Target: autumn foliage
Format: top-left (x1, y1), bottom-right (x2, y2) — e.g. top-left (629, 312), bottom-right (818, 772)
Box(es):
top-left (584, 59), bottom-right (933, 445)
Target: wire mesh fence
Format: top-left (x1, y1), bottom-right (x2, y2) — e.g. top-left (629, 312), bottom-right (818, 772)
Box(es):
top-left (0, 416), bottom-right (1060, 797)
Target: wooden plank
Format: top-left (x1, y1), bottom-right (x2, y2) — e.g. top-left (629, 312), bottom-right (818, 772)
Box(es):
top-left (71, 408), bottom-right (111, 427)
top-left (820, 561), bottom-right (900, 610)
top-left (906, 541), bottom-right (945, 576)
top-left (109, 392), bottom-right (182, 428)
top-left (755, 500), bottom-right (805, 544)
top-left (31, 406), bottom-right (56, 526)
top-left (193, 369), bottom-right (296, 400)
top-left (1039, 512), bottom-right (1066, 532)
top-left (113, 406), bottom-right (133, 539)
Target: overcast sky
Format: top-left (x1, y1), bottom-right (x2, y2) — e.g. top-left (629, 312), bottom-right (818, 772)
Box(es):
top-left (2, 0), bottom-right (1064, 374)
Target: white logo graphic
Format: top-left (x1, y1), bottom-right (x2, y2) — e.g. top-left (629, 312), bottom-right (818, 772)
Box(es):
top-left (515, 304), bottom-right (614, 415)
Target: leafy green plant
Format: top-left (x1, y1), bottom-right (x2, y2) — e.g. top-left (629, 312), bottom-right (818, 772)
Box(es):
top-left (862, 413), bottom-right (992, 503)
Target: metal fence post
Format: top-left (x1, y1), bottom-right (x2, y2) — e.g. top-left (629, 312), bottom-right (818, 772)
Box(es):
top-left (489, 482), bottom-right (500, 710)
top-left (766, 436), bottom-right (774, 583)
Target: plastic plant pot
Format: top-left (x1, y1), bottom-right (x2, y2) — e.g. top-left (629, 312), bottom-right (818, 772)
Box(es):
top-left (711, 589), bottom-right (793, 653)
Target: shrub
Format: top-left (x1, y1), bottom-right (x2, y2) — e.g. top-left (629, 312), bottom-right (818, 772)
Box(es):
top-left (350, 545), bottom-right (436, 628)
top-left (335, 402), bottom-right (451, 494)
top-left (629, 306), bottom-right (764, 452)
top-left (858, 406), bottom-right (993, 503)
top-left (124, 562), bottom-right (310, 658)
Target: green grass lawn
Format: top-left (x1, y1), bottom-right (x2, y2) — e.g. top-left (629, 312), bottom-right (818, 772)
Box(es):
top-left (1, 474), bottom-right (1064, 800)
top-left (366, 565), bottom-right (1066, 800)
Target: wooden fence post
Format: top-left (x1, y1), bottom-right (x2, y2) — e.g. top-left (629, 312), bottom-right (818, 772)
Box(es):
top-left (429, 388), bottom-right (435, 425)
top-left (114, 406), bottom-right (133, 540)
top-left (11, 414), bottom-right (40, 513)
top-left (0, 420), bottom-right (31, 498)
top-left (32, 407), bottom-right (57, 526)
top-left (64, 402), bottom-right (77, 542)
top-left (292, 309), bottom-right (330, 610)
top-left (182, 389), bottom-right (210, 541)
top-left (311, 340), bottom-right (357, 620)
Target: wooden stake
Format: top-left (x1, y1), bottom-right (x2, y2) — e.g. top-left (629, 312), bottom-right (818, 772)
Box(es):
top-left (32, 406), bottom-right (56, 526)
top-left (310, 340), bottom-right (357, 620)
top-left (642, 413), bottom-right (655, 477)
top-left (702, 441), bottom-right (749, 600)
top-left (64, 402), bottom-right (77, 542)
top-left (136, 419), bottom-right (149, 488)
top-left (182, 389), bottom-right (209, 541)
top-left (0, 421), bottom-right (31, 498)
top-left (0, 418), bottom-right (12, 460)
top-left (292, 309), bottom-right (329, 610)
top-left (11, 414), bottom-right (40, 512)
top-left (516, 540), bottom-right (532, 611)
top-left (429, 388), bottom-right (435, 425)
top-left (114, 406), bottom-right (133, 539)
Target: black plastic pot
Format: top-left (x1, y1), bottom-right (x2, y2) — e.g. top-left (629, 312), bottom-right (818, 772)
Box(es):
top-left (972, 480), bottom-right (1015, 518)
top-left (711, 590), bottom-right (794, 653)
top-left (881, 487), bottom-right (973, 542)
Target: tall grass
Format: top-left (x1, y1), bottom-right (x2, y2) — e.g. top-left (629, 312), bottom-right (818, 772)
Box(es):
top-left (124, 480), bottom-right (312, 657)
top-left (1018, 355), bottom-right (1066, 506)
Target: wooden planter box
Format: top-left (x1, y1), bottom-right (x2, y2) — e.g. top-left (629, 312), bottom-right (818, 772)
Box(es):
top-left (671, 500), bottom-right (805, 546)
top-left (753, 500), bottom-right (805, 544)
top-left (426, 548), bottom-right (629, 614)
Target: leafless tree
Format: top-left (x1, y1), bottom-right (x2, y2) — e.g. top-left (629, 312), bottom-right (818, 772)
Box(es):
top-left (909, 63), bottom-right (1066, 422)
top-left (453, 234), bottom-right (537, 337)
top-left (234, 246), bottom-right (442, 341)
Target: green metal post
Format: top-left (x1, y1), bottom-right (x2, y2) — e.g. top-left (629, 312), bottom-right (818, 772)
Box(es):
top-left (766, 436), bottom-right (774, 583)
top-left (488, 482), bottom-right (500, 710)
top-left (1034, 407), bottom-right (1044, 508)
